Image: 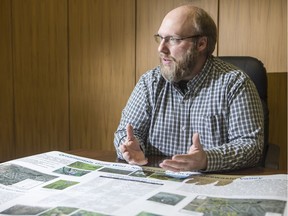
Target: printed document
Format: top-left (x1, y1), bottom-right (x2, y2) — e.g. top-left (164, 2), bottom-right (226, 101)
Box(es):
top-left (0, 151), bottom-right (286, 216)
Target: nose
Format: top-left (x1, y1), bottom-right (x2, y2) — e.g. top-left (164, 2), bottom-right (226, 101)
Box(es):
top-left (157, 39), bottom-right (169, 54)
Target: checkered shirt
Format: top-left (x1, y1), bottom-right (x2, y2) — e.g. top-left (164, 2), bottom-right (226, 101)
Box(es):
top-left (114, 56), bottom-right (264, 171)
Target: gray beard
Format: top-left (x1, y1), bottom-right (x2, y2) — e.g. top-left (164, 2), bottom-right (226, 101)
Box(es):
top-left (160, 49), bottom-right (198, 83)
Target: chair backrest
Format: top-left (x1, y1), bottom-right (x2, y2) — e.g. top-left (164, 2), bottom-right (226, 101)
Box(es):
top-left (219, 56), bottom-right (269, 166)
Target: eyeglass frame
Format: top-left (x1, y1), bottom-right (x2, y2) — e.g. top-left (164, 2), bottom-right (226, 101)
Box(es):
top-left (154, 34), bottom-right (202, 46)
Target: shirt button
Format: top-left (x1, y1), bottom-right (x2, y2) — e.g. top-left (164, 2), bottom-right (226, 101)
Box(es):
top-left (182, 126), bottom-right (186, 131)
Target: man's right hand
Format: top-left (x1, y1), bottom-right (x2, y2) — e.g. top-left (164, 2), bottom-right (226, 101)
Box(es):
top-left (118, 124), bottom-right (148, 165)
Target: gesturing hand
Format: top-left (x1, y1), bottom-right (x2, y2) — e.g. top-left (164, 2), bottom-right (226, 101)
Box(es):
top-left (119, 124), bottom-right (148, 165)
top-left (159, 133), bottom-right (207, 172)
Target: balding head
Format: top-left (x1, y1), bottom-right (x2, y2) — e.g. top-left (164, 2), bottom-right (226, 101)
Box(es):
top-left (159, 5), bottom-right (217, 55)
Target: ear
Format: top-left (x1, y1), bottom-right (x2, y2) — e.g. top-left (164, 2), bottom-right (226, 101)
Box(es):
top-left (196, 36), bottom-right (208, 52)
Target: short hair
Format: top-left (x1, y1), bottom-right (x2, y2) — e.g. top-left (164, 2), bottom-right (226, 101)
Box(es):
top-left (187, 6), bottom-right (217, 55)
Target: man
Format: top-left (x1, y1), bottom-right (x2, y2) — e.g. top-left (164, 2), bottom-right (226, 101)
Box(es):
top-left (114, 5), bottom-right (264, 172)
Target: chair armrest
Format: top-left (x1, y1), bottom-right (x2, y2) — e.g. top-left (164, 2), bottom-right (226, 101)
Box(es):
top-left (264, 143), bottom-right (280, 169)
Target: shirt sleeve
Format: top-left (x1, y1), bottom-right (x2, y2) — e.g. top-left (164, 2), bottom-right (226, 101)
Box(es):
top-left (114, 74), bottom-right (152, 159)
top-left (204, 76), bottom-right (264, 172)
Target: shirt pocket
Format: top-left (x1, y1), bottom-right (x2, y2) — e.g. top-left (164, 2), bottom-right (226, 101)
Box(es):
top-left (196, 114), bottom-right (226, 148)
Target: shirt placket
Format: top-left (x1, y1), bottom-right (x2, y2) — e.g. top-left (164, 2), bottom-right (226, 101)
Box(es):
top-left (177, 93), bottom-right (190, 154)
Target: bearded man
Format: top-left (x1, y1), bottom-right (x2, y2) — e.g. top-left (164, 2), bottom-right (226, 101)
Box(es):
top-left (113, 5), bottom-right (264, 172)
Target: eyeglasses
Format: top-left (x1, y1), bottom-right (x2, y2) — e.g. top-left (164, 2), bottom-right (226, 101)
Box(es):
top-left (154, 34), bottom-right (202, 46)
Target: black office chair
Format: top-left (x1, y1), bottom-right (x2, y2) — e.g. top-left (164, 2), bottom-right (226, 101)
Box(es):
top-left (219, 56), bottom-right (280, 169)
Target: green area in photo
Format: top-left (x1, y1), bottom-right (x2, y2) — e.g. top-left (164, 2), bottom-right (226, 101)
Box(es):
top-left (149, 172), bottom-right (184, 182)
top-left (53, 166), bottom-right (90, 177)
top-left (98, 167), bottom-right (132, 175)
top-left (68, 161), bottom-right (103, 171)
top-left (129, 170), bottom-right (154, 178)
top-left (43, 179), bottom-right (79, 190)
top-left (71, 209), bottom-right (110, 216)
top-left (136, 211), bottom-right (163, 216)
top-left (39, 206), bottom-right (78, 216)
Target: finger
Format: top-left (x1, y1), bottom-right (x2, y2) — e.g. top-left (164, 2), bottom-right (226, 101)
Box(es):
top-left (126, 124), bottom-right (135, 141)
top-left (192, 133), bottom-right (202, 149)
top-left (188, 132), bottom-right (202, 153)
top-left (160, 159), bottom-right (188, 171)
top-left (172, 154), bottom-right (189, 161)
top-left (119, 144), bottom-right (127, 153)
top-left (123, 151), bottom-right (148, 166)
top-left (159, 163), bottom-right (181, 172)
top-left (129, 158), bottom-right (148, 166)
top-left (122, 151), bottom-right (132, 162)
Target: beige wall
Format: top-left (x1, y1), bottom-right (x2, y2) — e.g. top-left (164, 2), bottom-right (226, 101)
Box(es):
top-left (0, 0), bottom-right (286, 169)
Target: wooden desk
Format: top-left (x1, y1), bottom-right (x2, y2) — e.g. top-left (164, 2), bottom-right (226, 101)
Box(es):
top-left (68, 149), bottom-right (287, 175)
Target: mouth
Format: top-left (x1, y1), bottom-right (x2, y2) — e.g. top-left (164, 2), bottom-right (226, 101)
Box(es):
top-left (161, 56), bottom-right (173, 65)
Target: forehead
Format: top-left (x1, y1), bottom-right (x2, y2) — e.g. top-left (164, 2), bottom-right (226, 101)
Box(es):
top-left (158, 7), bottom-right (195, 36)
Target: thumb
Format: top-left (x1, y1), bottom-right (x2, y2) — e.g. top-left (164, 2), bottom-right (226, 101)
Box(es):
top-left (126, 124), bottom-right (135, 141)
top-left (188, 133), bottom-right (203, 153)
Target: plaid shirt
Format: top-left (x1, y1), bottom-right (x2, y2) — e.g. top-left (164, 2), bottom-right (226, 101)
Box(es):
top-left (114, 56), bottom-right (264, 171)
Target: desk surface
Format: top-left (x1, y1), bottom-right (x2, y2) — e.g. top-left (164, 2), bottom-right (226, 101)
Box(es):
top-left (68, 149), bottom-right (287, 175)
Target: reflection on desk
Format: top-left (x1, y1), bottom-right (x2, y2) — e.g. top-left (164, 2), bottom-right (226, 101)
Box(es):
top-left (68, 149), bottom-right (287, 175)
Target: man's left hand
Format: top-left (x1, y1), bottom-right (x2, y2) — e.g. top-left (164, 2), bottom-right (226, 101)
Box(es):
top-left (159, 133), bottom-right (207, 172)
